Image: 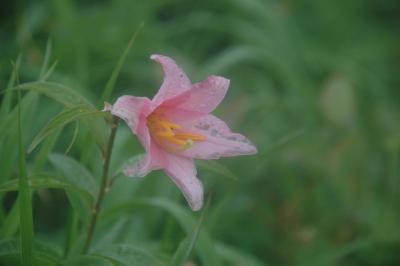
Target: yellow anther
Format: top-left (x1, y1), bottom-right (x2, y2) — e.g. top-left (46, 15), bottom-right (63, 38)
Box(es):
top-left (156, 131), bottom-right (175, 137)
top-left (147, 112), bottom-right (205, 152)
top-left (175, 133), bottom-right (206, 141)
top-left (165, 136), bottom-right (187, 146)
top-left (159, 120), bottom-right (181, 130)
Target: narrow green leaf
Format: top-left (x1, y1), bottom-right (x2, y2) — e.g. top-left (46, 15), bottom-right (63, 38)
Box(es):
top-left (0, 92), bottom-right (38, 226)
top-left (0, 239), bottom-right (61, 266)
top-left (197, 160), bottom-right (238, 180)
top-left (40, 60), bottom-right (58, 81)
top-left (200, 46), bottom-right (257, 77)
top-left (32, 129), bottom-right (61, 172)
top-left (16, 81), bottom-right (93, 108)
top-left (60, 255), bottom-right (114, 266)
top-left (48, 154), bottom-right (98, 198)
top-left (102, 198), bottom-right (221, 266)
top-left (17, 84), bottom-right (34, 266)
top-left (0, 54), bottom-right (22, 119)
top-left (0, 176), bottom-right (93, 202)
top-left (215, 242), bottom-right (266, 266)
top-left (0, 92), bottom-right (39, 141)
top-left (101, 22), bottom-right (144, 103)
top-left (16, 81), bottom-right (109, 152)
top-left (0, 92), bottom-right (39, 185)
top-left (28, 106), bottom-right (105, 153)
top-left (39, 38), bottom-right (52, 80)
top-left (172, 196), bottom-right (211, 266)
top-left (259, 128), bottom-right (305, 159)
top-left (64, 209), bottom-right (79, 257)
top-left (0, 201), bottom-right (19, 239)
top-left (92, 218), bottom-right (128, 250)
top-left (48, 153), bottom-right (99, 222)
top-left (302, 239), bottom-right (371, 265)
top-left (93, 244), bottom-right (164, 266)
top-left (64, 120), bottom-right (79, 155)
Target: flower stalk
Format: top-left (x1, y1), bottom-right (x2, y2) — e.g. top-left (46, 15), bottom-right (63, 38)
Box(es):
top-left (82, 115), bottom-right (119, 254)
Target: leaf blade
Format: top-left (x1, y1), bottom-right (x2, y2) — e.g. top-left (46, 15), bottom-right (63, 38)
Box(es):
top-left (28, 106), bottom-right (106, 153)
top-left (17, 79), bottom-right (34, 266)
top-left (48, 153), bottom-right (99, 223)
top-left (102, 198), bottom-right (221, 266)
top-left (100, 22), bottom-right (144, 103)
top-left (93, 244), bottom-right (164, 266)
top-left (0, 176), bottom-right (93, 202)
top-left (172, 196), bottom-right (211, 266)
top-left (39, 38), bottom-right (52, 80)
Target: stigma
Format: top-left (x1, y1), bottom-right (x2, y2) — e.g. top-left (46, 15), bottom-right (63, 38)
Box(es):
top-left (147, 112), bottom-right (205, 152)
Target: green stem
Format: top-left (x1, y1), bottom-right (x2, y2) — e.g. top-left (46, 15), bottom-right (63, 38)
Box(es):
top-left (82, 116), bottom-right (119, 254)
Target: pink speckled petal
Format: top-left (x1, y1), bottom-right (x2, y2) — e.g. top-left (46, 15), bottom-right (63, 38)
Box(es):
top-left (123, 143), bottom-right (165, 177)
top-left (151, 54), bottom-right (191, 105)
top-left (123, 122), bottom-right (166, 177)
top-left (112, 96), bottom-right (163, 178)
top-left (181, 114), bottom-right (257, 159)
top-left (110, 96), bottom-right (152, 134)
top-left (175, 75), bottom-right (229, 114)
top-left (164, 154), bottom-right (203, 211)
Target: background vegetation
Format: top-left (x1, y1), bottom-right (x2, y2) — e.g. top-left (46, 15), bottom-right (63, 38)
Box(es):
top-left (0, 0), bottom-right (399, 265)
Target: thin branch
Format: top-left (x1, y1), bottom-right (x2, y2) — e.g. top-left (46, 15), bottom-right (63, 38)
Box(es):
top-left (82, 115), bottom-right (119, 254)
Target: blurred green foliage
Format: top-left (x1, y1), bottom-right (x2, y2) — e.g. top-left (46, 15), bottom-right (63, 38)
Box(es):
top-left (1, 0), bottom-right (400, 265)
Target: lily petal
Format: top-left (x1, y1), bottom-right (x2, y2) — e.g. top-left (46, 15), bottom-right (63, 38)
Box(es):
top-left (164, 153), bottom-right (203, 211)
top-left (176, 75), bottom-right (229, 114)
top-left (181, 114), bottom-right (257, 159)
top-left (151, 54), bottom-right (191, 105)
top-left (124, 123), bottom-right (165, 177)
top-left (110, 96), bottom-right (152, 134)
top-left (123, 142), bottom-right (165, 177)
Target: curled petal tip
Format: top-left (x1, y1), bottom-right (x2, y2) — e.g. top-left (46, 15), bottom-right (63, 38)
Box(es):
top-left (150, 54), bottom-right (163, 61)
top-left (210, 75), bottom-right (230, 84)
top-left (190, 198), bottom-right (203, 211)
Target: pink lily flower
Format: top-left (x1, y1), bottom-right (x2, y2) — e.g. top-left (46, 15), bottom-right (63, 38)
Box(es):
top-left (108, 54), bottom-right (257, 211)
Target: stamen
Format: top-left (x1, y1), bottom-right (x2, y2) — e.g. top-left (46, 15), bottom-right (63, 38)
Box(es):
top-left (156, 131), bottom-right (175, 137)
top-left (165, 136), bottom-right (187, 146)
top-left (175, 133), bottom-right (206, 141)
top-left (147, 112), bottom-right (205, 152)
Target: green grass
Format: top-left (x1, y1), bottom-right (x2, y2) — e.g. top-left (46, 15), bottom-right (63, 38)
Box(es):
top-left (0, 0), bottom-right (399, 265)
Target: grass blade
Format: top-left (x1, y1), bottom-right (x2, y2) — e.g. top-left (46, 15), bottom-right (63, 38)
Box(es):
top-left (17, 69), bottom-right (34, 266)
top-left (0, 176), bottom-right (94, 202)
top-left (28, 106), bottom-right (105, 153)
top-left (102, 197), bottom-right (221, 266)
top-left (215, 242), bottom-right (266, 266)
top-left (0, 239), bottom-right (61, 265)
top-left (16, 81), bottom-right (109, 152)
top-left (48, 153), bottom-right (99, 223)
top-left (60, 255), bottom-right (114, 266)
top-left (64, 120), bottom-right (79, 155)
top-left (92, 244), bottom-right (163, 266)
top-left (39, 38), bottom-right (52, 80)
top-left (100, 22), bottom-right (144, 103)
top-left (197, 161), bottom-right (238, 180)
top-left (172, 196), bottom-right (211, 266)
top-left (0, 54), bottom-right (22, 119)
top-left (40, 60), bottom-right (58, 81)
top-left (0, 201), bottom-right (19, 238)
top-left (15, 81), bottom-right (93, 108)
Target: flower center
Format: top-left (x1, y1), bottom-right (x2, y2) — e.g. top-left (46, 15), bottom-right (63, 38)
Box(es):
top-left (147, 112), bottom-right (205, 152)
